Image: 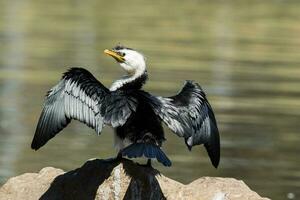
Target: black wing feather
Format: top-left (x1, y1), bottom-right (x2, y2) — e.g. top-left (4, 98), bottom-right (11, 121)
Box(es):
top-left (140, 81), bottom-right (220, 168)
top-left (31, 68), bottom-right (138, 150)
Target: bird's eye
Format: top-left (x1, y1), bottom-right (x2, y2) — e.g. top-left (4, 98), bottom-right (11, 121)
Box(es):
top-left (116, 51), bottom-right (126, 57)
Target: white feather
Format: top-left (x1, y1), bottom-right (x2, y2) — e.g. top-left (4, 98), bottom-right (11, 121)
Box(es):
top-left (110, 49), bottom-right (146, 91)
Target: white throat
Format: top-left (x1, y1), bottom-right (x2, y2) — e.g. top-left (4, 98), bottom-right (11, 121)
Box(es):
top-left (109, 65), bottom-right (146, 91)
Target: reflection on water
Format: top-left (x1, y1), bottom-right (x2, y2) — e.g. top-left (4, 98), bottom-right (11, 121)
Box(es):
top-left (0, 1), bottom-right (300, 199)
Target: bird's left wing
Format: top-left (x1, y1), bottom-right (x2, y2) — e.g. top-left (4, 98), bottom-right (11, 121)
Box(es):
top-left (139, 81), bottom-right (220, 168)
top-left (31, 67), bottom-right (138, 150)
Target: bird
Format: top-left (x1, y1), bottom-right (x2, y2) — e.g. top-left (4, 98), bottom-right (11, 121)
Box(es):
top-left (31, 44), bottom-right (220, 168)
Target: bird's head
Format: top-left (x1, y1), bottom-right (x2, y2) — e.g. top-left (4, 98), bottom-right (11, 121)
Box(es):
top-left (104, 45), bottom-right (146, 76)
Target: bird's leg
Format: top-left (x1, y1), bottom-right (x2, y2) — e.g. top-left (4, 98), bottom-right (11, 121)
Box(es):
top-left (146, 159), bottom-right (152, 167)
top-left (116, 151), bottom-right (123, 160)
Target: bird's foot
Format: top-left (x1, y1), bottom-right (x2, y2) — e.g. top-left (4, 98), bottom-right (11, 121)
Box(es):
top-left (136, 159), bottom-right (152, 168)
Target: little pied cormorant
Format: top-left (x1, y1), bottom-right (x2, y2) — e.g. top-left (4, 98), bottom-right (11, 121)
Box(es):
top-left (31, 45), bottom-right (220, 168)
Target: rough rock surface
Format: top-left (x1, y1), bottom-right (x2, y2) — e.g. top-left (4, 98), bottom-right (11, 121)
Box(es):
top-left (0, 159), bottom-right (270, 200)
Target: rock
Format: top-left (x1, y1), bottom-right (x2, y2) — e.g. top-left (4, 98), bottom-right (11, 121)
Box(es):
top-left (0, 159), bottom-right (270, 200)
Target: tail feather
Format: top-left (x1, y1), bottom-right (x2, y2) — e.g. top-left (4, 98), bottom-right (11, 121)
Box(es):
top-left (121, 143), bottom-right (172, 167)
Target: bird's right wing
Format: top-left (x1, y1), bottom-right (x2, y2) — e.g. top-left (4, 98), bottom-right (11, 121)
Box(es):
top-left (31, 67), bottom-right (138, 150)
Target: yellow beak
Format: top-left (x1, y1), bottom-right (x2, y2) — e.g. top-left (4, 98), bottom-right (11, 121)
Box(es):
top-left (104, 49), bottom-right (125, 62)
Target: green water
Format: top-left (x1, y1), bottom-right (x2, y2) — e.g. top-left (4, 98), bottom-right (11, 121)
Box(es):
top-left (1, 1), bottom-right (300, 199)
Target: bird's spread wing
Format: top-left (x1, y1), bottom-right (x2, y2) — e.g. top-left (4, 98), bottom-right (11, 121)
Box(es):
top-left (31, 67), bottom-right (138, 150)
top-left (140, 81), bottom-right (220, 168)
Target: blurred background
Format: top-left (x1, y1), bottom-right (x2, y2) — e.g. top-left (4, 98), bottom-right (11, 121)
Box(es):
top-left (0, 0), bottom-right (299, 199)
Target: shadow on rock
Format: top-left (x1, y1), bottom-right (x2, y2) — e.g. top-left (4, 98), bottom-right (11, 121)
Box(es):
top-left (122, 160), bottom-right (165, 200)
top-left (40, 158), bottom-right (165, 200)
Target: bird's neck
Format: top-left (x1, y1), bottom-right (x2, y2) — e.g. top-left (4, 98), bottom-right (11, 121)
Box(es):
top-left (110, 69), bottom-right (148, 92)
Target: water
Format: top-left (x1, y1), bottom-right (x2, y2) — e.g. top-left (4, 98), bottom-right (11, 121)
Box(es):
top-left (1, 1), bottom-right (300, 199)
